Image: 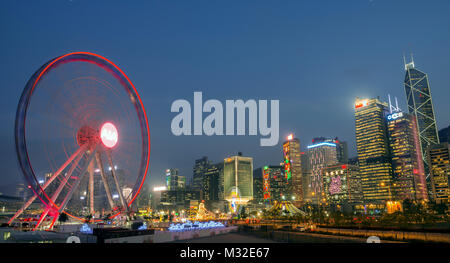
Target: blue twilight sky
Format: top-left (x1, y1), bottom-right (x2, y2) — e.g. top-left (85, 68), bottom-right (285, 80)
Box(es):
top-left (1, 0), bottom-right (449, 192)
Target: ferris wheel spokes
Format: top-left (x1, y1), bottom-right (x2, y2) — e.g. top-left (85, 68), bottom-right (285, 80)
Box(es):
top-left (33, 146), bottom-right (98, 230)
top-left (95, 151), bottom-right (115, 211)
top-left (8, 144), bottom-right (88, 225)
top-left (106, 150), bottom-right (127, 211)
top-left (88, 160), bottom-right (95, 215)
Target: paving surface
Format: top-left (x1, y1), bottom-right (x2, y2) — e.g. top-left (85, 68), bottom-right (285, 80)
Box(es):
top-left (170, 231), bottom-right (404, 243)
top-left (170, 233), bottom-right (277, 243)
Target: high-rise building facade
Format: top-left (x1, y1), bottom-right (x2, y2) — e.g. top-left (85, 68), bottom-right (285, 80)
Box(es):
top-left (203, 162), bottom-right (223, 201)
top-left (282, 134), bottom-right (303, 205)
top-left (404, 59), bottom-right (440, 168)
top-left (439, 126), bottom-right (450, 144)
top-left (193, 156), bottom-right (211, 192)
top-left (306, 140), bottom-right (338, 204)
top-left (386, 111), bottom-right (428, 200)
top-left (336, 140), bottom-right (349, 164)
top-left (257, 165), bottom-right (286, 204)
top-left (311, 137), bottom-right (348, 163)
top-left (223, 154), bottom-right (253, 204)
top-left (323, 164), bottom-right (363, 206)
top-left (355, 97), bottom-right (393, 202)
top-left (253, 167), bottom-right (264, 203)
top-left (427, 142), bottom-right (450, 203)
top-left (166, 168), bottom-right (185, 191)
top-left (301, 154), bottom-right (311, 202)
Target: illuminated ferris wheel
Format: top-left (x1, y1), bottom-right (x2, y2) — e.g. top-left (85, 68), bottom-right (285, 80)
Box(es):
top-left (9, 52), bottom-right (150, 230)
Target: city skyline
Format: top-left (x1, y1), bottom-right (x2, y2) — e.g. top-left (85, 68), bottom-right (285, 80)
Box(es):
top-left (1, 1), bottom-right (450, 194)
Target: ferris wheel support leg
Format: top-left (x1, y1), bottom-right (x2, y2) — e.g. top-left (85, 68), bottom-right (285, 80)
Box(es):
top-left (48, 214), bottom-right (58, 230)
top-left (106, 150), bottom-right (127, 211)
top-left (95, 151), bottom-right (115, 210)
top-left (33, 209), bottom-right (50, 231)
top-left (57, 147), bottom-right (99, 215)
top-left (8, 145), bottom-right (87, 225)
top-left (33, 150), bottom-right (85, 231)
top-left (88, 161), bottom-right (95, 215)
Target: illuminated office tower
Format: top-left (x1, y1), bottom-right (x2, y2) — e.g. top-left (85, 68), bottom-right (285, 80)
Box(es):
top-left (203, 162), bottom-right (223, 201)
top-left (306, 140), bottom-right (338, 204)
top-left (253, 167), bottom-right (264, 203)
top-left (223, 153), bottom-right (253, 204)
top-left (404, 58), bottom-right (440, 167)
top-left (193, 156), bottom-right (211, 192)
top-left (336, 140), bottom-right (349, 164)
top-left (166, 168), bottom-right (185, 191)
top-left (323, 164), bottom-right (363, 208)
top-left (282, 134), bottom-right (303, 205)
top-left (301, 154), bottom-right (312, 202)
top-left (257, 165), bottom-right (286, 204)
top-left (355, 97), bottom-right (393, 201)
top-left (386, 111), bottom-right (428, 200)
top-left (312, 137), bottom-right (348, 163)
top-left (427, 143), bottom-right (450, 203)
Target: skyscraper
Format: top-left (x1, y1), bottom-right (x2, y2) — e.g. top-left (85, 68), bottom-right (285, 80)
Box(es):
top-left (439, 126), bottom-right (450, 144)
top-left (386, 111), bottom-right (428, 200)
top-left (306, 140), bottom-right (338, 204)
top-left (355, 97), bottom-right (393, 202)
top-left (427, 142), bottom-right (450, 204)
top-left (301, 153), bottom-right (311, 202)
top-left (193, 156), bottom-right (211, 193)
top-left (311, 137), bottom-right (348, 163)
top-left (257, 165), bottom-right (286, 204)
top-left (253, 167), bottom-right (264, 203)
top-left (203, 162), bottom-right (223, 201)
top-left (223, 154), bottom-right (253, 204)
top-left (404, 58), bottom-right (440, 168)
top-left (282, 134), bottom-right (303, 205)
top-left (323, 164), bottom-right (363, 208)
top-left (336, 140), bottom-right (349, 164)
top-left (165, 168), bottom-right (185, 191)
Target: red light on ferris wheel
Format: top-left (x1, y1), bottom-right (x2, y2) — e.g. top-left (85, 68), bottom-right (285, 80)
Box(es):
top-left (100, 122), bottom-right (118, 148)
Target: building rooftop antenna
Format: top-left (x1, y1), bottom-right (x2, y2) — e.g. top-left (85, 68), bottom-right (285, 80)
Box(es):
top-left (404, 52), bottom-right (415, 70)
top-left (388, 94), bottom-right (401, 113)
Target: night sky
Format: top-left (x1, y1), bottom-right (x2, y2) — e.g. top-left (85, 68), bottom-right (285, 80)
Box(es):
top-left (1, 0), bottom-right (449, 192)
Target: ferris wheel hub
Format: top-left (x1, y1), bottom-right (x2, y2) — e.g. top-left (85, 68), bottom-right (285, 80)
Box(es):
top-left (76, 122), bottom-right (119, 149)
top-left (76, 125), bottom-right (99, 148)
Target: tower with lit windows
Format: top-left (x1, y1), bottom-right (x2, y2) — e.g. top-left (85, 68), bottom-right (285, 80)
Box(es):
top-left (427, 142), bottom-right (450, 203)
top-left (259, 165), bottom-right (286, 204)
top-left (306, 139), bottom-right (338, 205)
top-left (323, 164), bottom-right (363, 208)
top-left (386, 111), bottom-right (428, 201)
top-left (282, 134), bottom-right (303, 205)
top-left (223, 154), bottom-right (253, 204)
top-left (404, 57), bottom-right (440, 168)
top-left (354, 97), bottom-right (393, 202)
top-left (166, 168), bottom-right (185, 191)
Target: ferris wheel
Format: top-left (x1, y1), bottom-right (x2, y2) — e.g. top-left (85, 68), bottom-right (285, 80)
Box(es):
top-left (9, 52), bottom-right (150, 230)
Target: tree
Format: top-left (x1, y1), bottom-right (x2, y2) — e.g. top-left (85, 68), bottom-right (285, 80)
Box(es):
top-left (84, 214), bottom-right (93, 223)
top-left (103, 213), bottom-right (111, 222)
top-left (430, 201), bottom-right (447, 215)
top-left (58, 213), bottom-right (68, 225)
top-left (239, 208), bottom-right (248, 219)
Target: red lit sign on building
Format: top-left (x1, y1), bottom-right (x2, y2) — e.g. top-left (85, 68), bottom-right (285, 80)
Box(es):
top-left (355, 100), bottom-right (369, 109)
